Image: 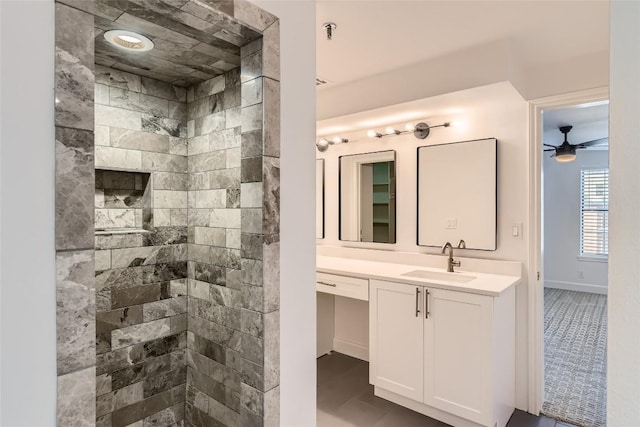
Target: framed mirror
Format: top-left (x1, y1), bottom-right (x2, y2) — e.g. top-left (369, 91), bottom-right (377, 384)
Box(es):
top-left (417, 138), bottom-right (497, 250)
top-left (339, 150), bottom-right (396, 243)
top-left (316, 159), bottom-right (325, 239)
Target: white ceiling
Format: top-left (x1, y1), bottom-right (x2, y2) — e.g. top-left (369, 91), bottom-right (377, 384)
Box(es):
top-left (317, 0), bottom-right (609, 88)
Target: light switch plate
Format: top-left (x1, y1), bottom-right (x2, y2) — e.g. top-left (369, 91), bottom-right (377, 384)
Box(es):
top-left (511, 222), bottom-right (522, 238)
top-left (446, 218), bottom-right (457, 229)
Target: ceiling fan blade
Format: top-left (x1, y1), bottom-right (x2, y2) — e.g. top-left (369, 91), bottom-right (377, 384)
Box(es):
top-left (579, 137), bottom-right (609, 147)
top-left (543, 149), bottom-right (556, 152)
top-left (543, 144), bottom-right (558, 148)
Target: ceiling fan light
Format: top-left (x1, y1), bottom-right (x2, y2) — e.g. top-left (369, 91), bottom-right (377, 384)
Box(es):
top-left (556, 152), bottom-right (576, 162)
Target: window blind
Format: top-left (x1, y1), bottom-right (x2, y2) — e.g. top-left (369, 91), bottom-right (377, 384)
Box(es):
top-left (580, 168), bottom-right (609, 256)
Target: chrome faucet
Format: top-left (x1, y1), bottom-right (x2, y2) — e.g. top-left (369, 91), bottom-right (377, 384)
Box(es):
top-left (442, 240), bottom-right (466, 272)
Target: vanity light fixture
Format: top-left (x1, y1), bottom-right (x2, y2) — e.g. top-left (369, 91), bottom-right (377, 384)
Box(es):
top-left (367, 121), bottom-right (451, 140)
top-left (316, 136), bottom-right (349, 152)
top-left (104, 30), bottom-right (154, 52)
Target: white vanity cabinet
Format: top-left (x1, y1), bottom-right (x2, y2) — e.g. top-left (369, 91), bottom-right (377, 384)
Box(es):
top-left (369, 279), bottom-right (515, 427)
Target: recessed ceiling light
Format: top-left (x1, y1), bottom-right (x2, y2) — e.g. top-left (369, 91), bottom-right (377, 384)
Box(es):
top-left (104, 30), bottom-right (154, 52)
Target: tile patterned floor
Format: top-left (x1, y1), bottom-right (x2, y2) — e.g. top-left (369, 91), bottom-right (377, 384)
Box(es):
top-left (317, 352), bottom-right (576, 427)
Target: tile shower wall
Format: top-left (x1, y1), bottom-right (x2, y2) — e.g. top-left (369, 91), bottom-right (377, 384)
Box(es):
top-left (94, 66), bottom-right (189, 426)
top-left (55, 1), bottom-right (280, 424)
top-left (184, 67), bottom-right (245, 426)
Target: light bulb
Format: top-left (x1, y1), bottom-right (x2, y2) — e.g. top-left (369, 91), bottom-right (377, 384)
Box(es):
top-left (367, 129), bottom-right (379, 138)
top-left (385, 127), bottom-right (396, 135)
top-left (405, 123), bottom-right (415, 132)
top-left (332, 136), bottom-right (343, 144)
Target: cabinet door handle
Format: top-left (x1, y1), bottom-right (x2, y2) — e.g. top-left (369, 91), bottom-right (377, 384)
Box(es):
top-left (415, 288), bottom-right (421, 317)
top-left (317, 281), bottom-right (337, 287)
top-left (425, 289), bottom-right (430, 319)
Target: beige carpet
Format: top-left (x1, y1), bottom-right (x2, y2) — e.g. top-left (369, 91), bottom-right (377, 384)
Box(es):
top-left (542, 288), bottom-right (607, 427)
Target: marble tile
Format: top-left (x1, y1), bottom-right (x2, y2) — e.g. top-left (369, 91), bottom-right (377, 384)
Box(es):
top-left (241, 38), bottom-right (262, 58)
top-left (141, 152), bottom-right (187, 172)
top-left (96, 83), bottom-right (110, 105)
top-left (194, 112), bottom-right (226, 136)
top-left (142, 114), bottom-right (187, 138)
top-left (262, 20), bottom-right (280, 82)
top-left (241, 182), bottom-right (263, 208)
top-left (189, 150), bottom-right (226, 173)
top-left (110, 128), bottom-right (170, 153)
top-left (211, 128), bottom-right (241, 150)
top-left (56, 250), bottom-right (95, 376)
top-left (112, 318), bottom-right (172, 349)
top-left (96, 64), bottom-right (142, 92)
top-left (57, 366), bottom-right (96, 426)
top-left (241, 233), bottom-right (263, 260)
top-left (263, 78), bottom-right (281, 157)
top-left (226, 147), bottom-right (241, 169)
top-left (194, 226), bottom-right (226, 247)
top-left (194, 75), bottom-right (226, 100)
top-left (154, 190), bottom-right (188, 209)
top-left (264, 386), bottom-right (280, 427)
top-left (95, 209), bottom-right (137, 229)
top-left (143, 296), bottom-right (188, 322)
top-left (241, 382), bottom-right (264, 416)
top-left (194, 189), bottom-right (226, 209)
top-left (263, 310), bottom-right (280, 390)
top-left (242, 209), bottom-right (263, 235)
top-left (170, 137), bottom-right (188, 155)
top-left (96, 250), bottom-right (112, 271)
top-left (263, 156), bottom-right (280, 234)
top-left (234, 0), bottom-right (278, 32)
top-left (56, 127), bottom-right (94, 250)
top-left (226, 106), bottom-right (242, 129)
top-left (242, 157), bottom-right (262, 183)
top-left (240, 50), bottom-right (262, 83)
top-left (96, 125), bottom-right (110, 146)
top-left (154, 172), bottom-right (188, 191)
top-left (263, 235), bottom-right (280, 313)
top-left (241, 103), bottom-right (263, 132)
top-left (210, 208), bottom-right (241, 229)
top-left (141, 76), bottom-right (187, 102)
top-left (169, 101), bottom-right (187, 121)
top-left (96, 104), bottom-right (142, 130)
top-left (241, 258), bottom-right (263, 286)
top-left (241, 130), bottom-right (263, 158)
top-left (55, 3), bottom-right (94, 131)
top-left (209, 168), bottom-right (241, 190)
top-left (241, 78), bottom-right (263, 107)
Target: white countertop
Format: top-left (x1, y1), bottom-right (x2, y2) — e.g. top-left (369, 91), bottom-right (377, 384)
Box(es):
top-left (317, 255), bottom-right (520, 297)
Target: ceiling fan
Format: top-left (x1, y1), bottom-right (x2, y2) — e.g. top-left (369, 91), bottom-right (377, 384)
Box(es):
top-left (544, 125), bottom-right (609, 162)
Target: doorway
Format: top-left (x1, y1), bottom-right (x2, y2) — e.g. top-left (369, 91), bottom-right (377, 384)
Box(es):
top-left (533, 95), bottom-right (609, 427)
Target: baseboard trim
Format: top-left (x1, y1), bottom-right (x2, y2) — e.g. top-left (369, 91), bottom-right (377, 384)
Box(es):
top-left (333, 337), bottom-right (368, 361)
top-left (544, 280), bottom-right (607, 295)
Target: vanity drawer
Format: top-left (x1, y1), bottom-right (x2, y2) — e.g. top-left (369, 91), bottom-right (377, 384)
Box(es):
top-left (316, 272), bottom-right (369, 301)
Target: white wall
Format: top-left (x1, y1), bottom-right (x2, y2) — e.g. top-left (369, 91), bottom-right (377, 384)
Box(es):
top-left (543, 150), bottom-right (608, 294)
top-left (251, 1), bottom-right (317, 426)
top-left (0, 1), bottom-right (57, 425)
top-left (317, 81), bottom-right (531, 409)
top-left (608, 1), bottom-right (640, 425)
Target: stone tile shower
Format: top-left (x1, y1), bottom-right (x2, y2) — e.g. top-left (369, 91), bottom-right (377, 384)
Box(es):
top-left (54, 1), bottom-right (280, 426)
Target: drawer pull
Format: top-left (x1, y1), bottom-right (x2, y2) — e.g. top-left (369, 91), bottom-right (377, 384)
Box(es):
top-left (318, 281), bottom-right (337, 287)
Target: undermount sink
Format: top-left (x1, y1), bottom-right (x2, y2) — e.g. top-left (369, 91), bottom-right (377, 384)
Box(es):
top-left (401, 269), bottom-right (477, 284)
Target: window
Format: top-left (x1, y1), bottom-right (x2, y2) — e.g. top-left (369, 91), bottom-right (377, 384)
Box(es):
top-left (580, 168), bottom-right (609, 257)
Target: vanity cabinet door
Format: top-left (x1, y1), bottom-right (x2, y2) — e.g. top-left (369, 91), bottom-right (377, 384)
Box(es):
top-left (369, 279), bottom-right (424, 402)
top-left (423, 288), bottom-right (493, 426)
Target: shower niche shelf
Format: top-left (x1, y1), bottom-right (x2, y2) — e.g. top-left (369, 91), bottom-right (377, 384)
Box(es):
top-left (95, 169), bottom-right (152, 235)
